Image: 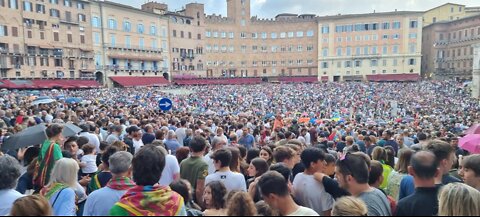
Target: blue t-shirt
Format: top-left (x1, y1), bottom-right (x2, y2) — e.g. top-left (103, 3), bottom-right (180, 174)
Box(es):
top-left (399, 175), bottom-right (415, 200)
top-left (238, 134), bottom-right (255, 150)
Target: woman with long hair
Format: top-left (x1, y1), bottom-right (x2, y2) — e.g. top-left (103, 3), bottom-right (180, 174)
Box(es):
top-left (34, 124), bottom-right (64, 190)
top-left (386, 149), bottom-right (414, 200)
top-left (247, 158), bottom-right (269, 202)
top-left (40, 158), bottom-right (79, 216)
top-left (259, 146), bottom-right (274, 166)
top-left (203, 181), bottom-right (227, 216)
top-left (438, 183), bottom-right (480, 216)
top-left (371, 146), bottom-right (393, 190)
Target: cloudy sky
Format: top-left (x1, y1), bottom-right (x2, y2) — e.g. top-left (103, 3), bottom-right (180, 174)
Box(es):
top-left (112, 0), bottom-right (479, 18)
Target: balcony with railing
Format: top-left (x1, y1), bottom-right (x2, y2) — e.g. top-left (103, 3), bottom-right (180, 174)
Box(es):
top-left (106, 45), bottom-right (164, 61)
top-left (107, 64), bottom-right (163, 72)
top-left (104, 43), bottom-right (163, 53)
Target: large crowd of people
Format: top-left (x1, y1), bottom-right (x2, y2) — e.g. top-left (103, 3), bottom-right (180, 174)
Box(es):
top-left (0, 80), bottom-right (479, 216)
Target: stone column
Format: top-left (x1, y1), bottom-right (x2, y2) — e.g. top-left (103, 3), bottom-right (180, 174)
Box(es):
top-left (473, 44), bottom-right (480, 99)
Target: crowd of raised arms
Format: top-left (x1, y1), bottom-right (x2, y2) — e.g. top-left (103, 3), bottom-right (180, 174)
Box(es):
top-left (0, 80), bottom-right (479, 216)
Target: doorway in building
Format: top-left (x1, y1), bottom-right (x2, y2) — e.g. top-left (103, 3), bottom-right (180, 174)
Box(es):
top-left (163, 72), bottom-right (169, 81)
top-left (333, 76), bottom-right (341, 82)
top-left (95, 71), bottom-right (104, 85)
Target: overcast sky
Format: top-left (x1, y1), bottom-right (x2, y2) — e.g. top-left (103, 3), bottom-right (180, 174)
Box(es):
top-left (112, 0), bottom-right (479, 18)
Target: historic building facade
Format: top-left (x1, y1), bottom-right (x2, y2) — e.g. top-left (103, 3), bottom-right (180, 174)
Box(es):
top-left (203, 0), bottom-right (318, 78)
top-left (0, 0), bottom-right (95, 80)
top-left (90, 0), bottom-right (170, 86)
top-left (422, 14), bottom-right (480, 79)
top-left (142, 2), bottom-right (207, 78)
top-left (318, 12), bottom-right (423, 81)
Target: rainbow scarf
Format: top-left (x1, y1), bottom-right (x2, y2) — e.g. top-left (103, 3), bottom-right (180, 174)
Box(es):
top-left (115, 185), bottom-right (184, 216)
top-left (40, 182), bottom-right (69, 200)
top-left (107, 177), bottom-right (136, 191)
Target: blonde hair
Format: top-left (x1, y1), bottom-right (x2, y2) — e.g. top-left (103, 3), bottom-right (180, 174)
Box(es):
top-left (438, 183), bottom-right (480, 216)
top-left (332, 196), bottom-right (368, 216)
top-left (10, 195), bottom-right (53, 216)
top-left (48, 158), bottom-right (79, 187)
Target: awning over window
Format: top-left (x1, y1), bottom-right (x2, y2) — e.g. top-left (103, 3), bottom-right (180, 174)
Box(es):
top-left (110, 76), bottom-right (169, 87)
top-left (0, 79), bottom-right (101, 89)
top-left (366, 74), bottom-right (420, 82)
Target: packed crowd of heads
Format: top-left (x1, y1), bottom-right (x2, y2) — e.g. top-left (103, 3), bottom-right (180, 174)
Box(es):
top-left (0, 80), bottom-right (479, 216)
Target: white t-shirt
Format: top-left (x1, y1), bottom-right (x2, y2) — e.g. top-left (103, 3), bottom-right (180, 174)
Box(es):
top-left (203, 152), bottom-right (216, 175)
top-left (79, 132), bottom-right (101, 153)
top-left (287, 206), bottom-right (319, 216)
top-left (133, 139), bottom-right (144, 154)
top-left (159, 155), bottom-right (180, 186)
top-left (80, 155), bottom-right (98, 174)
top-left (205, 171), bottom-right (247, 193)
top-left (293, 173), bottom-right (334, 215)
top-left (175, 128), bottom-right (187, 146)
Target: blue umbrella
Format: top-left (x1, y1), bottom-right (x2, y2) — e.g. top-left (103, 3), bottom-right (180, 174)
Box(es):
top-left (66, 97), bottom-right (82, 104)
top-left (56, 95), bottom-right (66, 100)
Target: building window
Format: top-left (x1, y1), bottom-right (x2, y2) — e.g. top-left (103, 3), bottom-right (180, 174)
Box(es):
top-left (409, 58), bottom-right (416, 65)
top-left (108, 19), bottom-right (117, 29)
top-left (197, 34), bottom-right (201, 40)
top-left (221, 32), bottom-right (226, 38)
top-left (392, 21), bottom-right (401, 29)
top-left (213, 32), bottom-right (218, 38)
top-left (410, 20), bottom-right (418, 28)
top-left (63, 0), bottom-right (71, 7)
top-left (53, 32), bottom-right (59, 41)
top-left (150, 25), bottom-right (156, 36)
top-left (370, 60), bottom-right (378, 67)
top-left (271, 32), bottom-right (277, 39)
top-left (137, 24), bottom-right (144, 34)
top-left (280, 32), bottom-right (286, 38)
top-left (296, 31), bottom-right (304, 37)
top-left (261, 32), bottom-right (267, 39)
top-left (320, 27), bottom-right (328, 34)
top-left (322, 62), bottom-right (328, 68)
top-left (229, 32), bottom-right (235, 39)
top-left (173, 30), bottom-right (176, 37)
top-left (355, 60), bottom-right (362, 67)
top-left (78, 14), bottom-right (86, 22)
top-left (240, 19), bottom-right (246, 26)
top-left (67, 33), bottom-right (72, 43)
top-left (123, 21), bottom-right (131, 32)
top-left (206, 31), bottom-right (211, 38)
top-left (307, 30), bottom-right (315, 37)
top-left (9, 0), bottom-right (18, 9)
top-left (322, 48), bottom-right (328, 57)
top-left (393, 34), bottom-right (400, 39)
top-left (392, 45), bottom-right (399, 54)
top-left (382, 22), bottom-right (390, 29)
top-left (23, 1), bottom-right (32, 11)
top-left (180, 31), bottom-right (184, 38)
top-left (92, 17), bottom-right (100, 28)
top-left (409, 44), bottom-right (416, 54)
top-left (288, 32), bottom-right (294, 38)
top-left (188, 32), bottom-right (192, 39)
top-left (240, 32), bottom-right (247, 39)
top-left (336, 47), bottom-right (342, 56)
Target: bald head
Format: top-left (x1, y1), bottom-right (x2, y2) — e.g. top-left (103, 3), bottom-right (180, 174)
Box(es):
top-left (410, 151), bottom-right (439, 180)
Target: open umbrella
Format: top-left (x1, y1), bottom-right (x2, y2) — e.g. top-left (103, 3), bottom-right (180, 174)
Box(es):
top-left (65, 97), bottom-right (82, 104)
top-left (31, 99), bottom-right (56, 105)
top-left (1, 123), bottom-right (82, 151)
top-left (459, 134), bottom-right (480, 154)
top-left (465, 124), bottom-right (480, 135)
